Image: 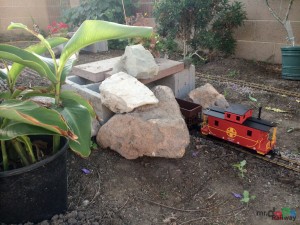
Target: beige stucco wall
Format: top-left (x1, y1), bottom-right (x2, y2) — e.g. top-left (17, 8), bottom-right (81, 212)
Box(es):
top-left (0, 0), bottom-right (62, 40)
top-left (234, 0), bottom-right (300, 64)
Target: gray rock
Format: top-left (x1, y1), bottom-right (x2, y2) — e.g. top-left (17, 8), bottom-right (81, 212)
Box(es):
top-left (188, 83), bottom-right (229, 109)
top-left (96, 85), bottom-right (190, 159)
top-left (99, 72), bottom-right (159, 113)
top-left (112, 44), bottom-right (159, 79)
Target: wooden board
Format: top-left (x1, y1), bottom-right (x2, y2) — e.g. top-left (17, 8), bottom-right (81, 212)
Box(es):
top-left (72, 57), bottom-right (184, 83)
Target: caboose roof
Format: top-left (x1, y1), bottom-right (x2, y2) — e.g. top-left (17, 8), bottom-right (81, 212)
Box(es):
top-left (244, 117), bottom-right (276, 132)
top-left (225, 104), bottom-right (252, 116)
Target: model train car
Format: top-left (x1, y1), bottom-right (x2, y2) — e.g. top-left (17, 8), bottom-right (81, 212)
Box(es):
top-left (176, 99), bottom-right (277, 155)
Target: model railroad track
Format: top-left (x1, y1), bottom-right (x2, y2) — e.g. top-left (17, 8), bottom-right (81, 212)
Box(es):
top-left (197, 73), bottom-right (300, 98)
top-left (200, 134), bottom-right (300, 173)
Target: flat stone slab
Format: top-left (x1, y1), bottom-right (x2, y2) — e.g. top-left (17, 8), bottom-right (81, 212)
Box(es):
top-left (139, 58), bottom-right (184, 84)
top-left (71, 57), bottom-right (121, 82)
top-left (72, 57), bottom-right (184, 83)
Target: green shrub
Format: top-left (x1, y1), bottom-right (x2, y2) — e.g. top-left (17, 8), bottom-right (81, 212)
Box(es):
top-left (62, 0), bottom-right (138, 28)
top-left (153, 0), bottom-right (246, 57)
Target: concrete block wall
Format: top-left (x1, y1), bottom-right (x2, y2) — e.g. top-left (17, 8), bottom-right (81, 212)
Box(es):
top-left (0, 0), bottom-right (63, 40)
top-left (62, 76), bottom-right (115, 125)
top-left (63, 64), bottom-right (195, 125)
top-left (147, 65), bottom-right (195, 99)
top-left (234, 0), bottom-right (300, 64)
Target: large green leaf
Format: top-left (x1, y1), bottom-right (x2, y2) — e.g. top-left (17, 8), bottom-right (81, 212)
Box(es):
top-left (26, 37), bottom-right (68, 54)
top-left (61, 91), bottom-right (96, 118)
top-left (19, 88), bottom-right (54, 100)
top-left (60, 20), bottom-right (153, 64)
top-left (35, 53), bottom-right (77, 83)
top-left (8, 37), bottom-right (68, 86)
top-left (0, 100), bottom-right (76, 140)
top-left (0, 91), bottom-right (11, 100)
top-left (57, 99), bottom-right (92, 157)
top-left (0, 121), bottom-right (57, 140)
top-left (0, 44), bottom-right (57, 83)
top-left (0, 67), bottom-right (8, 79)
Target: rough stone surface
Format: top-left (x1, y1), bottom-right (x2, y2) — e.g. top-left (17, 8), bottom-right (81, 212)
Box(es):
top-left (188, 83), bottom-right (229, 109)
top-left (99, 72), bottom-right (159, 113)
top-left (96, 85), bottom-right (190, 159)
top-left (112, 44), bottom-right (159, 79)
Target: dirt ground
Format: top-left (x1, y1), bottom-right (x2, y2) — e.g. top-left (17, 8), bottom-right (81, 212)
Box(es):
top-left (2, 48), bottom-right (300, 225)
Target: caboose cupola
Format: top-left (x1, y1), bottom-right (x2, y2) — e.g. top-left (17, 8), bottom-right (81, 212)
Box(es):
top-left (224, 104), bottom-right (253, 124)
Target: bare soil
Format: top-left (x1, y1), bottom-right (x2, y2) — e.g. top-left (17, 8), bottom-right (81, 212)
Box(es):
top-left (2, 50), bottom-right (300, 225)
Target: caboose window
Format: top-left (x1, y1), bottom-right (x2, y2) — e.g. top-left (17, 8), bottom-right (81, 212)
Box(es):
top-left (214, 120), bottom-right (219, 126)
top-left (236, 116), bottom-right (240, 121)
top-left (247, 130), bottom-right (252, 136)
top-left (227, 114), bottom-right (231, 118)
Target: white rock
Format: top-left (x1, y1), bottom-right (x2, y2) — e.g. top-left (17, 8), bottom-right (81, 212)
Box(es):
top-left (188, 83), bottom-right (229, 109)
top-left (99, 72), bottom-right (159, 113)
top-left (96, 86), bottom-right (190, 159)
top-left (112, 44), bottom-right (159, 79)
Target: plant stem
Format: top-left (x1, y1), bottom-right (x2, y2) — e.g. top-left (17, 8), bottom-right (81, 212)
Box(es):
top-left (55, 83), bottom-right (61, 105)
top-left (11, 139), bottom-right (30, 166)
top-left (18, 136), bottom-right (36, 164)
top-left (121, 0), bottom-right (127, 25)
top-left (53, 135), bottom-right (60, 153)
top-left (1, 141), bottom-right (9, 171)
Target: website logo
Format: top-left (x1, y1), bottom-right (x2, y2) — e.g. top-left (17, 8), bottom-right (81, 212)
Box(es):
top-left (257, 207), bottom-right (297, 221)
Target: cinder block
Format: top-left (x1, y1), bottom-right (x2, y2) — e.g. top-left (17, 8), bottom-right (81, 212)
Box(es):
top-left (62, 76), bottom-right (115, 124)
top-left (146, 65), bottom-right (195, 99)
top-left (82, 41), bottom-right (108, 53)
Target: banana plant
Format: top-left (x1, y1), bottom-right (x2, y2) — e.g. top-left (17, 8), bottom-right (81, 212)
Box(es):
top-left (0, 20), bottom-right (153, 171)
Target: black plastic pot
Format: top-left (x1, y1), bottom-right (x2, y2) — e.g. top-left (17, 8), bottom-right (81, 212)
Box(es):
top-left (0, 136), bottom-right (69, 224)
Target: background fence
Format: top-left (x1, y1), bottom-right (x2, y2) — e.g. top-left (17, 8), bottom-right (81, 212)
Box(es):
top-left (0, 0), bottom-right (66, 41)
top-left (0, 0), bottom-right (299, 63)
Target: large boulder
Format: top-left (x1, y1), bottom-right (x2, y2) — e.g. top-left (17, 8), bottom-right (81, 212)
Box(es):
top-left (112, 44), bottom-right (159, 79)
top-left (99, 72), bottom-right (159, 113)
top-left (188, 83), bottom-right (229, 109)
top-left (96, 86), bottom-right (190, 159)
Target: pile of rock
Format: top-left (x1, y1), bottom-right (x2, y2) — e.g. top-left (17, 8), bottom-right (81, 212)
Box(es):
top-left (92, 45), bottom-right (228, 159)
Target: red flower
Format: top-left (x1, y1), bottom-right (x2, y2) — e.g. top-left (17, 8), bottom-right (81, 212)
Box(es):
top-left (48, 21), bottom-right (68, 35)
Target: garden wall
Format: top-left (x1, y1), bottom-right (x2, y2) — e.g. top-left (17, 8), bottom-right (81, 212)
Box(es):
top-left (234, 0), bottom-right (300, 64)
top-left (133, 0), bottom-right (300, 64)
top-left (0, 0), bottom-right (64, 40)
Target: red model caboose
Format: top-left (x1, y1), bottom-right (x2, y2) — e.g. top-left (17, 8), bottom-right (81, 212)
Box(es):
top-left (201, 104), bottom-right (277, 155)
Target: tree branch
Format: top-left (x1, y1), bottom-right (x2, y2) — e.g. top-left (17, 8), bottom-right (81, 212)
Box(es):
top-left (265, 0), bottom-right (294, 24)
top-left (284, 0), bottom-right (294, 22)
top-left (265, 0), bottom-right (284, 25)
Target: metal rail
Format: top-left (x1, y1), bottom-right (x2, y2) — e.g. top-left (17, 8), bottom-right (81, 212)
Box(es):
top-left (197, 73), bottom-right (300, 98)
top-left (199, 134), bottom-right (300, 173)
top-left (195, 73), bottom-right (300, 172)
top-left (231, 143), bottom-right (300, 173)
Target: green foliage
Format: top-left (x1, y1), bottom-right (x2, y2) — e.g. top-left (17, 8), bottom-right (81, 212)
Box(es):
top-left (153, 0), bottom-right (247, 57)
top-left (227, 70), bottom-right (239, 78)
top-left (240, 190), bottom-right (256, 204)
top-left (0, 20), bottom-right (152, 171)
top-left (132, 33), bottom-right (179, 57)
top-left (62, 0), bottom-right (137, 28)
top-left (249, 94), bottom-right (261, 108)
top-left (108, 39), bottom-right (129, 50)
top-left (233, 160), bottom-right (247, 178)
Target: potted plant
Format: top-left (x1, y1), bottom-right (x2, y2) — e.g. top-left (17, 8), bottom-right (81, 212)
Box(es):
top-left (0, 20), bottom-right (152, 224)
top-left (265, 0), bottom-right (300, 80)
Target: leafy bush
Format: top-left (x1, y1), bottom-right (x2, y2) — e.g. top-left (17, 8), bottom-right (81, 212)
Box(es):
top-left (62, 0), bottom-right (138, 28)
top-left (153, 0), bottom-right (246, 56)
